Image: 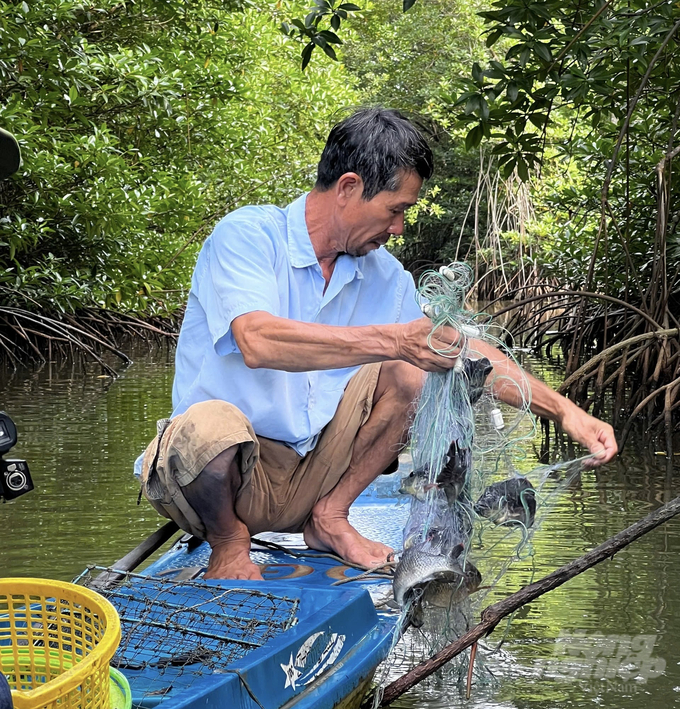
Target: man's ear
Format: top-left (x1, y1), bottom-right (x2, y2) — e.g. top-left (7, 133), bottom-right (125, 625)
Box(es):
top-left (335, 172), bottom-right (364, 206)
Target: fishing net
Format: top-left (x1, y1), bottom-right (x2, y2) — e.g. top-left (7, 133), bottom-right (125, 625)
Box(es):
top-left (372, 263), bottom-right (596, 702)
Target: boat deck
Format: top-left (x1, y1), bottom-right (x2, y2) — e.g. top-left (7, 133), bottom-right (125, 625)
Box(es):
top-left (83, 469), bottom-right (411, 709)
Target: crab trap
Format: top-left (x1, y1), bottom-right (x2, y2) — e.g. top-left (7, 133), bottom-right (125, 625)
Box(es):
top-left (74, 568), bottom-right (300, 703)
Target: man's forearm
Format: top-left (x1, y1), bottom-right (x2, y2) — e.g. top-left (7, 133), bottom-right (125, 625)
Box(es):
top-left (233, 311), bottom-right (399, 371)
top-left (471, 339), bottom-right (572, 423)
top-left (234, 313), bottom-right (579, 425)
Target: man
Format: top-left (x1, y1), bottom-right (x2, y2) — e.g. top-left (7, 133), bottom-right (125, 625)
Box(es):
top-left (138, 107), bottom-right (617, 580)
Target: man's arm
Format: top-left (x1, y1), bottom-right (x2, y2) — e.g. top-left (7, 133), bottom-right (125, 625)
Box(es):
top-left (232, 311), bottom-right (464, 373)
top-left (233, 311), bottom-right (618, 465)
top-left (471, 338), bottom-right (618, 466)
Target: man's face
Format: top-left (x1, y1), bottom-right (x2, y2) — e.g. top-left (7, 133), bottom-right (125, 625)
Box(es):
top-left (340, 171), bottom-right (423, 257)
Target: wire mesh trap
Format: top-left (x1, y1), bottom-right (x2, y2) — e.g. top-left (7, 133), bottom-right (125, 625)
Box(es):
top-left (74, 568), bottom-right (299, 701)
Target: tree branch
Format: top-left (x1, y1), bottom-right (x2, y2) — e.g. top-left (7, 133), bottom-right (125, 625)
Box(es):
top-left (374, 494), bottom-right (680, 706)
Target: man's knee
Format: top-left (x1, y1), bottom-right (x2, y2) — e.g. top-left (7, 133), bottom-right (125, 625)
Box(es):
top-left (375, 360), bottom-right (425, 407)
top-left (140, 399), bottom-right (259, 539)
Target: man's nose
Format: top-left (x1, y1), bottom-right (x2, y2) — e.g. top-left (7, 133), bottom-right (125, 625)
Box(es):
top-left (388, 213), bottom-right (405, 236)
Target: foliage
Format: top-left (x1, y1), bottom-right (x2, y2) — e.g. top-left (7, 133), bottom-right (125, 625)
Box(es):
top-left (0, 0), bottom-right (359, 315)
top-left (280, 0), bottom-right (360, 69)
top-left (339, 0), bottom-right (492, 271)
top-left (292, 0), bottom-right (680, 302)
top-left (445, 0), bottom-right (680, 303)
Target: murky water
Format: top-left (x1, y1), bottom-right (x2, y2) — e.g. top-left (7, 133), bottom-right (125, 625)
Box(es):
top-left (0, 344), bottom-right (175, 580)
top-left (2, 346), bottom-right (680, 708)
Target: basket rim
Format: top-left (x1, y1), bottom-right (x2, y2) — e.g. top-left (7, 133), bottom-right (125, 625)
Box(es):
top-left (0, 578), bottom-right (121, 707)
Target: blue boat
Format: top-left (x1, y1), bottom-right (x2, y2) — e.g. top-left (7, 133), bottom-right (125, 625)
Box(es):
top-left (78, 470), bottom-right (411, 709)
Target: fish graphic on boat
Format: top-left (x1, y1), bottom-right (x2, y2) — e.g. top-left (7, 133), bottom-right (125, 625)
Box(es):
top-left (281, 630), bottom-right (346, 690)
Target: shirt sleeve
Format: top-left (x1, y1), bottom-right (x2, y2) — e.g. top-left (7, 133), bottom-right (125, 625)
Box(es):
top-left (195, 209), bottom-right (280, 356)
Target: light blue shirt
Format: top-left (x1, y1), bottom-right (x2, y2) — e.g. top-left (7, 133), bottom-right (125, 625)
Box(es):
top-left (147, 192), bottom-right (424, 470)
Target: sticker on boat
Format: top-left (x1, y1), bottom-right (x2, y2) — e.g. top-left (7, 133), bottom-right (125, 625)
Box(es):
top-left (281, 630), bottom-right (346, 690)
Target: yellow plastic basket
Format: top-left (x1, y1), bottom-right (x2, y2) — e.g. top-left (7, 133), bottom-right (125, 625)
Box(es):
top-left (0, 578), bottom-right (121, 709)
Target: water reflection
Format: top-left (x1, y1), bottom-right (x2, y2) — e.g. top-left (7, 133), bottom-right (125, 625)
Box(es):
top-left (1, 344), bottom-right (174, 580)
top-left (1, 347), bottom-right (680, 708)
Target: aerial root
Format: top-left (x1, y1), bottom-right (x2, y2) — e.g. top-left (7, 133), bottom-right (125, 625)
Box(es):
top-left (0, 304), bottom-right (179, 376)
top-left (465, 641), bottom-right (477, 700)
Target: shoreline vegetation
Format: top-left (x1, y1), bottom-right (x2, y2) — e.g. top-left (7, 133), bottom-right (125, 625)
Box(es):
top-left (3, 0), bottom-right (680, 447)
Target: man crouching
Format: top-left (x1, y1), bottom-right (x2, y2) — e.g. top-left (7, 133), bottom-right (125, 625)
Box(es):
top-left (138, 107), bottom-right (617, 580)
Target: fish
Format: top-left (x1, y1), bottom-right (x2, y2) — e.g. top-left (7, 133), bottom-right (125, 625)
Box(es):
top-left (393, 529), bottom-right (471, 606)
top-left (400, 440), bottom-right (471, 506)
top-left (463, 356), bottom-right (493, 404)
top-left (393, 534), bottom-right (481, 627)
top-left (474, 476), bottom-right (536, 528)
top-left (409, 565), bottom-right (483, 628)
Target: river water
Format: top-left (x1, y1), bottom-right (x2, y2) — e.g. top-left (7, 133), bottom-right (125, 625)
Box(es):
top-left (2, 345), bottom-right (680, 708)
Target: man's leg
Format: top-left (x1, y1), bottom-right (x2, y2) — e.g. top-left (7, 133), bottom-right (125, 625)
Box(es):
top-left (182, 446), bottom-right (264, 580)
top-left (303, 361), bottom-right (424, 567)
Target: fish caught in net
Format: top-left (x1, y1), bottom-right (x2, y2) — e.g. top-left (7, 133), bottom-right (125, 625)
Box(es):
top-left (371, 263), bottom-right (596, 700)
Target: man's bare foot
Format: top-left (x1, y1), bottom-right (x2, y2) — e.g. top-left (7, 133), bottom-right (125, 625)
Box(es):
top-left (303, 499), bottom-right (393, 569)
top-left (203, 544), bottom-right (264, 581)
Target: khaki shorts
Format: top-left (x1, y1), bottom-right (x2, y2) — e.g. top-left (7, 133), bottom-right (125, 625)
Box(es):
top-left (139, 363), bottom-right (383, 538)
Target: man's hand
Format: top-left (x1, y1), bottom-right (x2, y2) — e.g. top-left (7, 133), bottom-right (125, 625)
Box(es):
top-left (558, 404), bottom-right (618, 467)
top-left (394, 318), bottom-right (463, 372)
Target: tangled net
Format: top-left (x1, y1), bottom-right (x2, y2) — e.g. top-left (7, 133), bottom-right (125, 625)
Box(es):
top-left (372, 263), bottom-right (595, 702)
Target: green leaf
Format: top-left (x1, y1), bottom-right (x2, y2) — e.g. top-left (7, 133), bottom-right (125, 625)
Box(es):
top-left (331, 14), bottom-right (340, 30)
top-left (301, 42), bottom-right (314, 70)
top-left (318, 30), bottom-right (342, 44)
top-left (486, 29), bottom-right (503, 47)
top-left (533, 42), bottom-right (552, 63)
top-left (338, 3), bottom-right (361, 9)
top-left (472, 62), bottom-right (484, 84)
top-left (464, 95), bottom-right (482, 115)
top-left (500, 158), bottom-right (516, 179)
top-left (322, 43), bottom-right (338, 60)
top-left (519, 46), bottom-right (531, 67)
top-left (465, 123), bottom-right (484, 151)
top-left (528, 113), bottom-right (548, 128)
top-left (404, 0), bottom-right (418, 10)
top-left (516, 157), bottom-right (529, 181)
